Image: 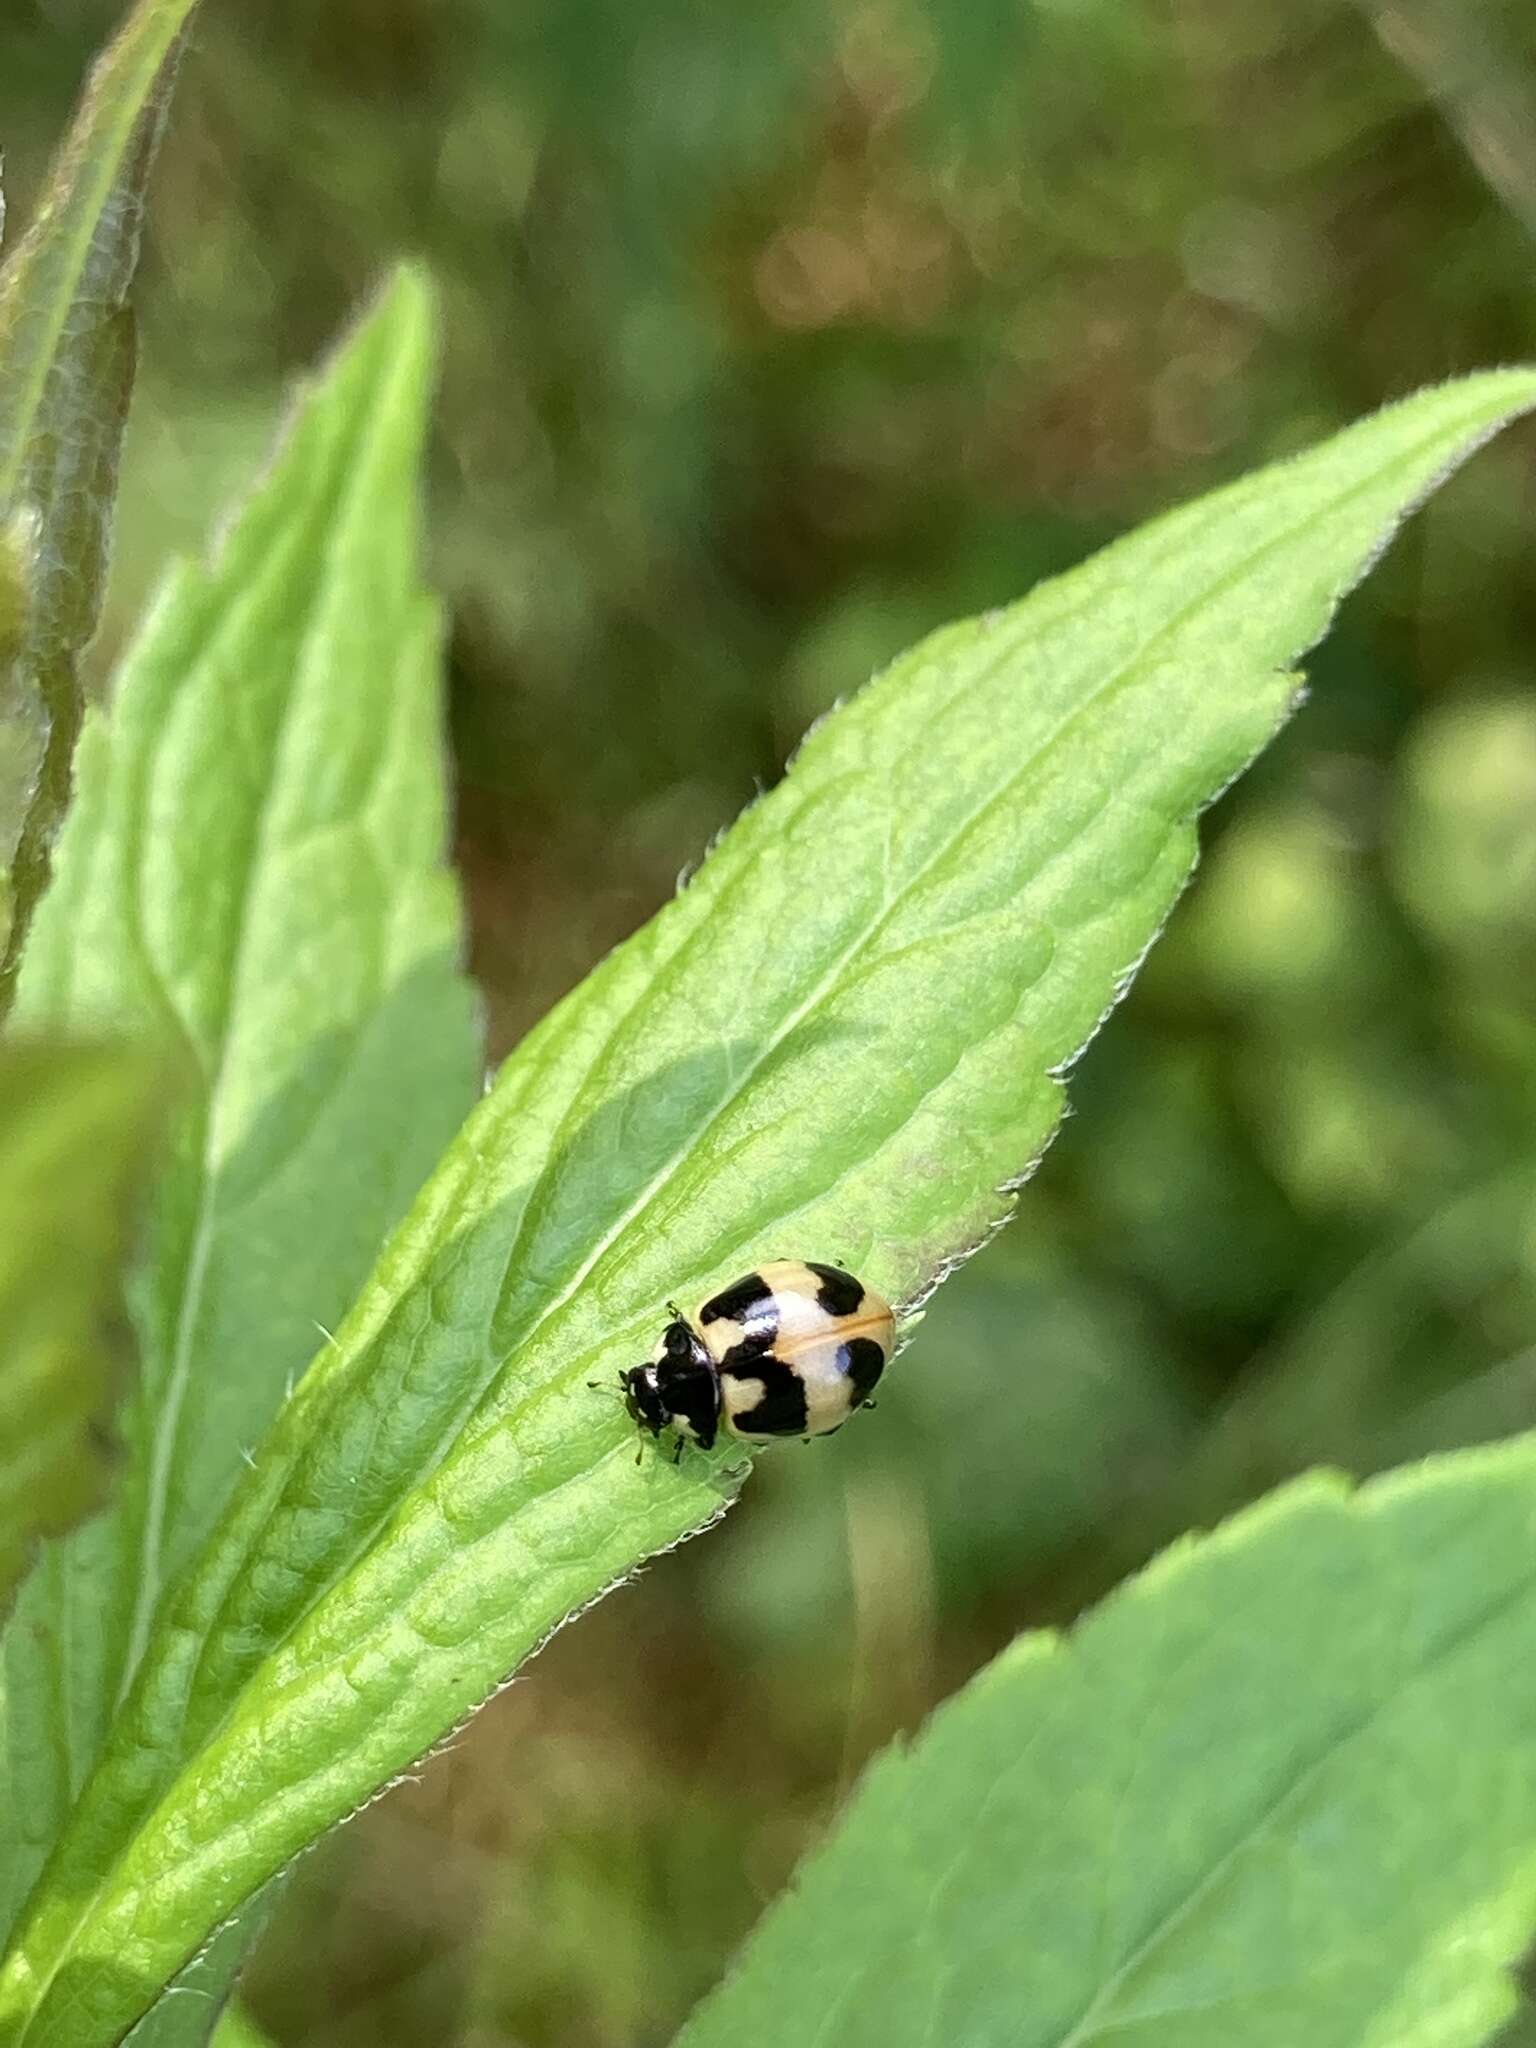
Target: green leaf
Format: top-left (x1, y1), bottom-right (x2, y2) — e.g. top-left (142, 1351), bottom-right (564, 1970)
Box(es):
top-left (120, 1904), bottom-right (278, 2048)
top-left (0, 0), bottom-right (199, 1009)
top-left (0, 1039), bottom-right (163, 1609)
top-left (3, 369), bottom-right (1534, 2045)
top-left (676, 1444), bottom-right (1536, 2048)
top-left (0, 514), bottom-right (29, 669)
top-left (205, 2012), bottom-right (275, 2048)
top-left (0, 270), bottom-right (479, 2021)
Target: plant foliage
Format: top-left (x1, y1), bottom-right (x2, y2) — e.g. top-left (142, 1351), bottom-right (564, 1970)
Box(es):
top-left (1, 332), bottom-right (1532, 2039)
top-left (679, 1449), bottom-right (1536, 2048)
top-left (0, 270), bottom-right (479, 2040)
top-left (0, 0), bottom-right (200, 1004)
top-left (0, 1038), bottom-right (163, 1611)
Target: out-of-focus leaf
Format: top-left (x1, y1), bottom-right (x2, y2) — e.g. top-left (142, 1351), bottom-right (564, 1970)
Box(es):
top-left (3, 372), bottom-right (1535, 2045)
top-left (205, 2009), bottom-right (276, 2048)
top-left (0, 269), bottom-right (480, 2032)
top-left (121, 1907), bottom-right (278, 2048)
top-left (677, 1445), bottom-right (1536, 2048)
top-left (0, 1039), bottom-right (163, 1607)
top-left (1495, 2002), bottom-right (1536, 2047)
top-left (0, 0), bottom-right (199, 1005)
top-left (1390, 693), bottom-right (1536, 967)
top-left (0, 513), bottom-right (30, 667)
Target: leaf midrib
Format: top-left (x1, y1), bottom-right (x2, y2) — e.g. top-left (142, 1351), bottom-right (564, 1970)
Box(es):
top-left (785, 1490), bottom-right (1532, 2048)
top-left (1048, 1502), bottom-right (1534, 2046)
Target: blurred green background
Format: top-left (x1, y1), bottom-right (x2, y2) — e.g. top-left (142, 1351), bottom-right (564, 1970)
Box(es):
top-left (8, 1), bottom-right (1536, 2041)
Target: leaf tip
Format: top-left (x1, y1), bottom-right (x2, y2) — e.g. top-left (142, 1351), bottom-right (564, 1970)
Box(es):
top-left (368, 261), bottom-right (439, 375)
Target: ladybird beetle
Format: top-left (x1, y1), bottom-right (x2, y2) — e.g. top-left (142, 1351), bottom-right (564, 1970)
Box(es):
top-left (622, 1260), bottom-right (895, 1455)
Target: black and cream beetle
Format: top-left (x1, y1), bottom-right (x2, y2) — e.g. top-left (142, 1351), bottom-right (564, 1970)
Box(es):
top-left (622, 1260), bottom-right (896, 1454)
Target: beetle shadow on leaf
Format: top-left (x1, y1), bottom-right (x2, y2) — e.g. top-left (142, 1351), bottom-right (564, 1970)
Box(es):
top-left (219, 1032), bottom-right (771, 1578)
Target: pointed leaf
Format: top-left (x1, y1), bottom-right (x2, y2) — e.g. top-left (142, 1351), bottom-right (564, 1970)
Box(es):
top-left (4, 371), bottom-right (1535, 2044)
top-left (0, 0), bottom-right (199, 1006)
top-left (0, 271), bottom-right (479, 2015)
top-left (678, 1445), bottom-right (1536, 2048)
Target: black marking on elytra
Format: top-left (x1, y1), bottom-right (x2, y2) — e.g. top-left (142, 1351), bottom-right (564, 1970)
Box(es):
top-left (700, 1271), bottom-right (779, 1347)
top-left (840, 1336), bottom-right (886, 1405)
top-left (807, 1261), bottom-right (863, 1318)
top-left (722, 1351), bottom-right (809, 1437)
